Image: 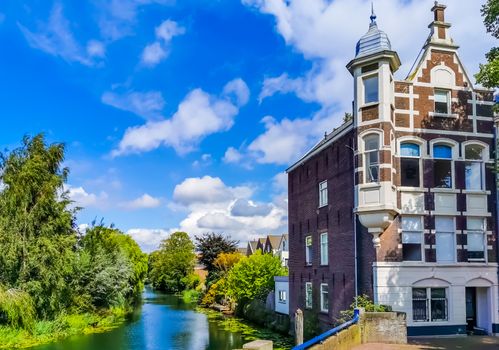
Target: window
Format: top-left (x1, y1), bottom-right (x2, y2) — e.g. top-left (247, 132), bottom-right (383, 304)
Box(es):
top-left (434, 89), bottom-right (450, 114)
top-left (435, 217), bottom-right (455, 263)
top-left (465, 144), bottom-right (485, 191)
top-left (364, 75), bottom-right (379, 104)
top-left (364, 134), bottom-right (380, 183)
top-left (400, 143), bottom-right (421, 187)
top-left (467, 218), bottom-right (485, 261)
top-left (278, 290), bottom-right (287, 303)
top-left (305, 282), bottom-right (312, 309)
top-left (319, 181), bottom-right (328, 207)
top-left (305, 236), bottom-right (312, 266)
top-left (320, 233), bottom-right (328, 265)
top-left (320, 284), bottom-right (329, 313)
top-left (433, 144), bottom-right (453, 188)
top-left (412, 287), bottom-right (448, 322)
top-left (402, 217), bottom-right (423, 261)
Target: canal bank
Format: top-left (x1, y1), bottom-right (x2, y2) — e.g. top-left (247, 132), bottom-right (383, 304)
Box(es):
top-left (27, 288), bottom-right (292, 350)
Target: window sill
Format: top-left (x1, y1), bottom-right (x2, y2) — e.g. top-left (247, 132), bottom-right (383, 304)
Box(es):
top-left (320, 264), bottom-right (329, 267)
top-left (462, 189), bottom-right (490, 195)
top-left (430, 188), bottom-right (460, 194)
top-left (360, 102), bottom-right (379, 109)
top-left (429, 112), bottom-right (458, 118)
top-left (318, 204), bottom-right (328, 209)
top-left (319, 310), bottom-right (329, 314)
top-left (305, 263), bottom-right (313, 267)
top-left (398, 187), bottom-right (426, 192)
top-left (359, 182), bottom-right (381, 189)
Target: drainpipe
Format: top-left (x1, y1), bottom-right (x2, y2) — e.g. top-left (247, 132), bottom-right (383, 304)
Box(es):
top-left (346, 142), bottom-right (359, 308)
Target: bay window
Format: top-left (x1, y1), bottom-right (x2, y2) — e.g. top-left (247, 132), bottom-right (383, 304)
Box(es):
top-left (400, 143), bottom-right (421, 187)
top-left (320, 283), bottom-right (329, 313)
top-left (467, 218), bottom-right (485, 261)
top-left (401, 216), bottom-right (423, 261)
top-left (465, 144), bottom-right (485, 191)
top-left (364, 75), bottom-right (379, 104)
top-left (364, 134), bottom-right (380, 183)
top-left (433, 144), bottom-right (453, 188)
top-left (435, 217), bottom-right (455, 263)
top-left (320, 233), bottom-right (328, 265)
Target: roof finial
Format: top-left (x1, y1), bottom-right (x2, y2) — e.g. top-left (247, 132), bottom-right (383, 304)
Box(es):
top-left (370, 2), bottom-right (377, 25)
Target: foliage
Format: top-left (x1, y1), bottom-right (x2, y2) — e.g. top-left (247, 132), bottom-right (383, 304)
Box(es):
top-left (337, 294), bottom-right (392, 324)
top-left (476, 0), bottom-right (499, 93)
top-left (213, 252), bottom-right (243, 274)
top-left (0, 286), bottom-right (36, 330)
top-left (201, 277), bottom-right (227, 306)
top-left (182, 289), bottom-right (201, 303)
top-left (0, 134), bottom-right (77, 318)
top-left (226, 251), bottom-right (287, 307)
top-left (343, 112), bottom-right (353, 123)
top-left (195, 232), bottom-right (238, 272)
top-left (148, 232), bottom-right (196, 293)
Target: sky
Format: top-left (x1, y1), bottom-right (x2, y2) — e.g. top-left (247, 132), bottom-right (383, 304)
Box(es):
top-left (0, 0), bottom-right (494, 252)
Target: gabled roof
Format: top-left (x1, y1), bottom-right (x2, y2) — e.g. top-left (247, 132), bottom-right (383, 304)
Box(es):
top-left (247, 240), bottom-right (258, 253)
top-left (266, 235), bottom-right (282, 249)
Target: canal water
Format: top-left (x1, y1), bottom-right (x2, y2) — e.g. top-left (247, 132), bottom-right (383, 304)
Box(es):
top-left (30, 288), bottom-right (293, 350)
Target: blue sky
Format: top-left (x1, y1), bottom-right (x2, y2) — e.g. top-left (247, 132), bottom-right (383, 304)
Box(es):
top-left (0, 0), bottom-right (494, 252)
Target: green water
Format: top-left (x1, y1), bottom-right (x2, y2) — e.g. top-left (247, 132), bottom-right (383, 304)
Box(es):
top-left (29, 288), bottom-right (293, 350)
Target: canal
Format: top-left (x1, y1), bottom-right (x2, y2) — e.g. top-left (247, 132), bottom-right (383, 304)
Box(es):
top-left (30, 288), bottom-right (293, 350)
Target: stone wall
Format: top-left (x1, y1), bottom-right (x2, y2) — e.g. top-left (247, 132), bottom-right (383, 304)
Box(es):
top-left (308, 324), bottom-right (361, 350)
top-left (360, 312), bottom-right (407, 344)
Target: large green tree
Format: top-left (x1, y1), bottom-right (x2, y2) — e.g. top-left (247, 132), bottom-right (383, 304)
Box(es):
top-left (149, 232), bottom-right (196, 293)
top-left (0, 135), bottom-right (77, 317)
top-left (476, 0), bottom-right (499, 90)
top-left (195, 232), bottom-right (238, 272)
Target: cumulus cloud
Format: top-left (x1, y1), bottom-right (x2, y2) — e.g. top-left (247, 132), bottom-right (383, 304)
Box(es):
top-left (230, 198), bottom-right (272, 217)
top-left (126, 228), bottom-right (170, 253)
top-left (120, 193), bottom-right (161, 209)
top-left (223, 147), bottom-right (243, 164)
top-left (141, 19), bottom-right (185, 67)
top-left (238, 0), bottom-right (495, 165)
top-left (65, 185), bottom-right (109, 208)
top-left (18, 3), bottom-right (104, 66)
top-left (111, 78), bottom-right (249, 156)
top-left (223, 78), bottom-right (250, 106)
top-left (102, 90), bottom-right (165, 120)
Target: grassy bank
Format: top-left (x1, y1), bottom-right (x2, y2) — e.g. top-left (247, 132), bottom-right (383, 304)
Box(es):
top-left (0, 308), bottom-right (127, 349)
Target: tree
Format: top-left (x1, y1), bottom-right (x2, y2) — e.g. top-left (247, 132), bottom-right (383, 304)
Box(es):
top-left (0, 134), bottom-right (77, 317)
top-left (149, 232), bottom-right (195, 293)
top-left (213, 252), bottom-right (243, 274)
top-left (476, 1), bottom-right (499, 91)
top-left (226, 251), bottom-right (287, 307)
top-left (195, 232), bottom-right (238, 272)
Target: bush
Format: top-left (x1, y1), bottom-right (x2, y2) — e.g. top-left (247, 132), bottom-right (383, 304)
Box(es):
top-left (337, 294), bottom-right (392, 324)
top-left (0, 287), bottom-right (36, 331)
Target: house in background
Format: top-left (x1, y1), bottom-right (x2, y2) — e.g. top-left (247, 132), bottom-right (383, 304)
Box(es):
top-left (245, 234), bottom-right (289, 267)
top-left (287, 3), bottom-right (498, 336)
top-left (278, 234), bottom-right (289, 267)
top-left (246, 240), bottom-right (259, 256)
top-left (274, 276), bottom-right (289, 315)
top-left (264, 235), bottom-right (282, 255)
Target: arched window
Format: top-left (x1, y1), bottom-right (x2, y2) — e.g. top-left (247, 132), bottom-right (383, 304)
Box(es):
top-left (433, 144), bottom-right (453, 188)
top-left (400, 143), bottom-right (421, 187)
top-left (364, 134), bottom-right (380, 183)
top-left (464, 144), bottom-right (485, 191)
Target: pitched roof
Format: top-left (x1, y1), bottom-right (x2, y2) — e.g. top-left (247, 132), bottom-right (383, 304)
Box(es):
top-left (266, 235), bottom-right (282, 249)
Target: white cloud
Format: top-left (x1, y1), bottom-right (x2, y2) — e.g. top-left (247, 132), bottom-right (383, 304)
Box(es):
top-left (65, 185), bottom-right (109, 208)
top-left (230, 198), bottom-right (272, 217)
top-left (96, 0), bottom-right (173, 41)
top-left (223, 78), bottom-right (250, 106)
top-left (223, 147), bottom-right (243, 164)
top-left (240, 0), bottom-right (495, 165)
top-left (102, 90), bottom-right (165, 120)
top-left (126, 228), bottom-right (170, 253)
top-left (120, 193), bottom-right (161, 210)
top-left (18, 3), bottom-right (103, 66)
top-left (197, 212), bottom-right (242, 230)
top-left (111, 78), bottom-right (249, 156)
top-left (272, 172), bottom-right (288, 192)
top-left (141, 19), bottom-right (185, 67)
top-left (86, 40), bottom-right (106, 58)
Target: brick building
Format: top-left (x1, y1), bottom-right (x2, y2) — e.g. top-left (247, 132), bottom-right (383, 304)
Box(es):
top-left (287, 3), bottom-right (498, 336)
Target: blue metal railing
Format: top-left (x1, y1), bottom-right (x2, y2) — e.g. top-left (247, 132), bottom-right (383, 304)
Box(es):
top-left (292, 309), bottom-right (361, 350)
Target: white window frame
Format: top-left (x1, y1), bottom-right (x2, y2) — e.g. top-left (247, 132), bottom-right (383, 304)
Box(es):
top-left (320, 283), bottom-right (329, 313)
top-left (363, 133), bottom-right (380, 184)
top-left (399, 142), bottom-right (423, 189)
top-left (319, 180), bottom-right (328, 207)
top-left (305, 282), bottom-right (313, 309)
top-left (412, 287), bottom-right (449, 322)
top-left (435, 216), bottom-right (456, 263)
top-left (433, 89), bottom-right (451, 116)
top-left (463, 143), bottom-right (487, 191)
top-left (430, 140), bottom-right (457, 190)
top-left (305, 236), bottom-right (312, 266)
top-left (363, 74), bottom-right (379, 105)
top-left (320, 232), bottom-right (328, 265)
top-left (278, 290), bottom-right (287, 303)
top-left (467, 217), bottom-right (487, 262)
top-left (401, 216), bottom-right (424, 262)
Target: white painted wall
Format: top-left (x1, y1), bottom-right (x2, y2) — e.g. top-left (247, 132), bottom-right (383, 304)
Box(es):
top-left (274, 276), bottom-right (289, 315)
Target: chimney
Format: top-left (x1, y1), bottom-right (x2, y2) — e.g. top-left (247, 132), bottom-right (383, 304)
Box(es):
top-left (431, 1), bottom-right (446, 22)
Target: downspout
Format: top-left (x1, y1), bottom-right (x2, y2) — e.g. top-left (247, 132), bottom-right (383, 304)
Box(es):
top-left (346, 140), bottom-right (359, 308)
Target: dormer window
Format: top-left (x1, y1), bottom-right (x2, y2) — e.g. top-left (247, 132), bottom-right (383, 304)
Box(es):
top-left (364, 75), bottom-right (379, 104)
top-left (434, 89), bottom-right (450, 114)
